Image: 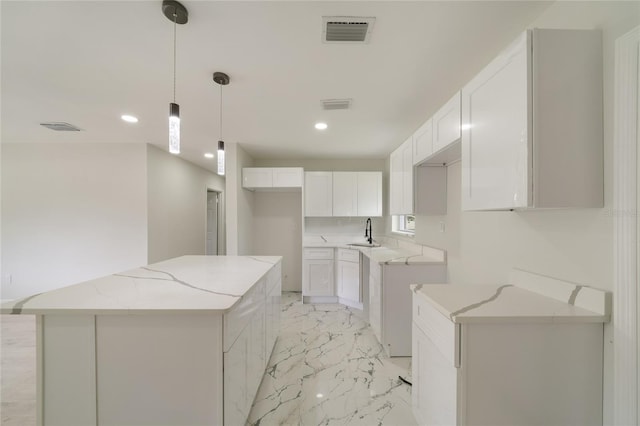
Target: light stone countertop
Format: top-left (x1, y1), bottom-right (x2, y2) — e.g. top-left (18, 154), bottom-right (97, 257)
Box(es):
top-left (304, 235), bottom-right (446, 265)
top-left (1, 255), bottom-right (281, 315)
top-left (411, 283), bottom-right (609, 324)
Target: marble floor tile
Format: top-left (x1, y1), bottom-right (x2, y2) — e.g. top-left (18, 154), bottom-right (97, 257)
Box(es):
top-left (247, 293), bottom-right (416, 426)
top-left (0, 293), bottom-right (416, 426)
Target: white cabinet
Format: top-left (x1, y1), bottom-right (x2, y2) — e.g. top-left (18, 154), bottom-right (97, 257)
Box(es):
top-left (412, 284), bottom-right (607, 426)
top-left (432, 91), bottom-right (461, 154)
top-left (389, 137), bottom-right (413, 215)
top-left (302, 248), bottom-right (334, 298)
top-left (307, 171), bottom-right (383, 217)
top-left (336, 248), bottom-right (360, 308)
top-left (357, 172), bottom-right (382, 217)
top-left (304, 172), bottom-right (333, 216)
top-left (461, 29), bottom-right (603, 211)
top-left (332, 172), bottom-right (357, 216)
top-left (243, 167), bottom-right (303, 190)
top-left (412, 118), bottom-right (433, 166)
top-left (369, 262), bottom-right (446, 356)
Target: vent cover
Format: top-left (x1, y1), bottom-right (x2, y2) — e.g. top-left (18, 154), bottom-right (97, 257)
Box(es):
top-left (322, 99), bottom-right (352, 110)
top-left (40, 122), bottom-right (82, 131)
top-left (322, 16), bottom-right (375, 43)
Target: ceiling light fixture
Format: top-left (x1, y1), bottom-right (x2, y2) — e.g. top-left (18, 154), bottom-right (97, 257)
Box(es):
top-left (162, 0), bottom-right (188, 155)
top-left (213, 72), bottom-right (230, 176)
top-left (315, 122), bottom-right (328, 130)
top-left (121, 114), bottom-right (139, 123)
top-left (204, 152), bottom-right (214, 159)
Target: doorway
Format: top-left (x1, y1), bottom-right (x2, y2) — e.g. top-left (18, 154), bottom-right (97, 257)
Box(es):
top-left (207, 190), bottom-right (220, 255)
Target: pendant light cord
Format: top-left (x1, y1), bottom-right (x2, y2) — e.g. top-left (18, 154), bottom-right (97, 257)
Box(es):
top-left (219, 84), bottom-right (223, 140)
top-left (173, 13), bottom-right (177, 103)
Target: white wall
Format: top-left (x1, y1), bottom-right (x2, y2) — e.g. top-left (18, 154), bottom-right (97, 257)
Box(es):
top-left (1, 143), bottom-right (148, 300)
top-left (225, 142), bottom-right (254, 255)
top-left (253, 192), bottom-right (302, 291)
top-left (146, 145), bottom-right (225, 263)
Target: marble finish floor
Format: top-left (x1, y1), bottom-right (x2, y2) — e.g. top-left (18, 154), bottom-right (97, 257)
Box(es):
top-left (0, 292), bottom-right (415, 426)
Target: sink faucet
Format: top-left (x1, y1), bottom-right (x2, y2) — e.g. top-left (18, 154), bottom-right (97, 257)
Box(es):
top-left (364, 218), bottom-right (373, 244)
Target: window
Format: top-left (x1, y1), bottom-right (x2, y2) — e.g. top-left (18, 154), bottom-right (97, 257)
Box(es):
top-left (392, 214), bottom-right (415, 235)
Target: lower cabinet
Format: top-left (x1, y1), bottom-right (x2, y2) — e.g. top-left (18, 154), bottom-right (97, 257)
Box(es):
top-left (302, 248), bottom-right (334, 301)
top-left (336, 248), bottom-right (361, 308)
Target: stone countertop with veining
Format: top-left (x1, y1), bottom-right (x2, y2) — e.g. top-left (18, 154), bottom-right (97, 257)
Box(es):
top-left (303, 235), bottom-right (446, 266)
top-left (411, 284), bottom-right (609, 324)
top-left (1, 255), bottom-right (281, 315)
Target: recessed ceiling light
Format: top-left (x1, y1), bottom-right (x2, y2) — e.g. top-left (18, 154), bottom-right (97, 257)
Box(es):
top-left (316, 393), bottom-right (323, 398)
top-left (121, 114), bottom-right (139, 123)
top-left (204, 152), bottom-right (214, 159)
top-left (315, 122), bottom-right (328, 130)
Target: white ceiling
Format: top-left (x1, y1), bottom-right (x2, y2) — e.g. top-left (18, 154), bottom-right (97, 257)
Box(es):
top-left (1, 1), bottom-right (551, 172)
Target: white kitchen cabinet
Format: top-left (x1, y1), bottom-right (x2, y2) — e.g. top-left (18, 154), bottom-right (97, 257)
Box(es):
top-left (356, 172), bottom-right (382, 217)
top-left (304, 172), bottom-right (333, 216)
top-left (461, 29), bottom-right (603, 211)
top-left (412, 118), bottom-right (433, 166)
top-left (243, 167), bottom-right (303, 190)
top-left (432, 91), bottom-right (461, 154)
top-left (332, 172), bottom-right (358, 216)
top-left (369, 262), bottom-right (446, 356)
top-left (411, 280), bottom-right (609, 426)
top-left (336, 248), bottom-right (361, 308)
top-left (302, 248), bottom-right (334, 300)
top-left (389, 137), bottom-right (413, 215)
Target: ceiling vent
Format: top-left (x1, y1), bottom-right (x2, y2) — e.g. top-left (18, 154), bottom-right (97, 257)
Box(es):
top-left (40, 122), bottom-right (82, 131)
top-left (322, 16), bottom-right (375, 43)
top-left (322, 99), bottom-right (352, 110)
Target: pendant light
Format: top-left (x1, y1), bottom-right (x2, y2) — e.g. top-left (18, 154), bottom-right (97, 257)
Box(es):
top-left (213, 72), bottom-right (230, 176)
top-left (162, 0), bottom-right (188, 155)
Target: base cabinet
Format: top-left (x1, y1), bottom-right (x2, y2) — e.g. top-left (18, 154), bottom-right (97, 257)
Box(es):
top-left (336, 248), bottom-right (361, 308)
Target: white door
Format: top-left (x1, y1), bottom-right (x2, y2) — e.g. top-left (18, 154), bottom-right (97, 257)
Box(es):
top-left (303, 259), bottom-right (334, 296)
top-left (389, 148), bottom-right (403, 215)
top-left (206, 191), bottom-right (218, 255)
top-left (304, 172), bottom-right (333, 216)
top-left (401, 139), bottom-right (414, 214)
top-left (337, 260), bottom-right (359, 302)
top-left (333, 172), bottom-right (357, 216)
top-left (357, 172), bottom-right (382, 217)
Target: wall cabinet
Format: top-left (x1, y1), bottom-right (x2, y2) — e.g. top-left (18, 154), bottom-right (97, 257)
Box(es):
top-left (304, 172), bottom-right (333, 216)
top-left (432, 91), bottom-right (461, 154)
top-left (306, 171), bottom-right (383, 217)
top-left (412, 118), bottom-right (433, 166)
top-left (243, 167), bottom-right (303, 190)
top-left (389, 137), bottom-right (414, 215)
top-left (336, 248), bottom-right (360, 308)
top-left (461, 29), bottom-right (603, 211)
top-left (302, 248), bottom-right (334, 298)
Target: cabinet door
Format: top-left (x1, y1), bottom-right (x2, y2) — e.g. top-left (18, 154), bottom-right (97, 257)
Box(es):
top-left (304, 172), bottom-right (333, 216)
top-left (272, 167), bottom-right (303, 187)
top-left (224, 327), bottom-right (250, 426)
top-left (333, 172), bottom-right (358, 216)
top-left (412, 322), bottom-right (458, 426)
top-left (337, 260), bottom-right (360, 302)
top-left (369, 266), bottom-right (382, 342)
top-left (357, 172), bottom-right (382, 217)
top-left (243, 168), bottom-right (273, 188)
top-left (389, 148), bottom-right (403, 215)
top-left (401, 138), bottom-right (414, 214)
top-left (413, 119), bottom-right (433, 165)
top-left (432, 91), bottom-right (461, 153)
top-left (303, 259), bottom-right (334, 296)
top-left (461, 32), bottom-right (529, 211)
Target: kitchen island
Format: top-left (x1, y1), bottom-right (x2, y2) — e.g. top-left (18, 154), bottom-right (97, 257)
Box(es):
top-left (0, 255), bottom-right (282, 426)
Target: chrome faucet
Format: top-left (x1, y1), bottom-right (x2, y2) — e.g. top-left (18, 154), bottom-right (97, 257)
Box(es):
top-left (364, 218), bottom-right (373, 244)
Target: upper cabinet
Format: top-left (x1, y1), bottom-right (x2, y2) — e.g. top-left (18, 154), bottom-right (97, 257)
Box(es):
top-left (243, 167), bottom-right (303, 191)
top-left (305, 172), bottom-right (333, 217)
top-left (390, 137), bottom-right (414, 215)
top-left (432, 91), bottom-right (461, 154)
top-left (412, 119), bottom-right (433, 166)
top-left (461, 29), bottom-right (603, 211)
top-left (305, 171), bottom-right (382, 217)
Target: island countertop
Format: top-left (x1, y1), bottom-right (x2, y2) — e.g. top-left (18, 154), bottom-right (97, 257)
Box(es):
top-left (1, 255), bottom-right (282, 315)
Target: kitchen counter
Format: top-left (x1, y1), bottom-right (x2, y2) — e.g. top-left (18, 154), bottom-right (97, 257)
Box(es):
top-left (2, 255), bottom-right (282, 426)
top-left (303, 236), bottom-right (446, 265)
top-left (1, 255), bottom-right (280, 315)
top-left (411, 283), bottom-right (609, 324)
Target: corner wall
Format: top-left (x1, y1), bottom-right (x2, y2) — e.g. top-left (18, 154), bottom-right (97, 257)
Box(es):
top-left (225, 142), bottom-right (254, 255)
top-left (146, 145), bottom-right (225, 263)
top-left (1, 143), bottom-right (148, 299)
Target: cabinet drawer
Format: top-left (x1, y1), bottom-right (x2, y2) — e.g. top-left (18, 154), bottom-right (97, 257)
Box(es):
top-left (413, 294), bottom-right (458, 367)
top-left (337, 248), bottom-right (359, 263)
top-left (304, 248), bottom-right (334, 260)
